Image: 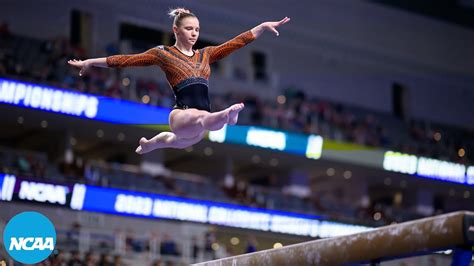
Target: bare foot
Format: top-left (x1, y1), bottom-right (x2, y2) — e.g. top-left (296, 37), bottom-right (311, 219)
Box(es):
top-left (135, 137), bottom-right (149, 154)
top-left (227, 103), bottom-right (245, 125)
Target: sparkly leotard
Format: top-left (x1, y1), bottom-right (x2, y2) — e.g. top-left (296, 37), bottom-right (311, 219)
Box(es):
top-left (106, 31), bottom-right (256, 112)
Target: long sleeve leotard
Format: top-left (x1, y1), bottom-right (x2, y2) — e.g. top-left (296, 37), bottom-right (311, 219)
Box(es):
top-left (106, 31), bottom-right (256, 112)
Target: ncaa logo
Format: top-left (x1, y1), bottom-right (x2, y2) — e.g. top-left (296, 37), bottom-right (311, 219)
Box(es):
top-left (2, 211), bottom-right (56, 264)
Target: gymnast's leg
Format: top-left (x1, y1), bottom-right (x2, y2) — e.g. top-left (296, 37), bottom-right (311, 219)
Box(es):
top-left (172, 102), bottom-right (244, 134)
top-left (135, 130), bottom-right (206, 154)
top-left (135, 103), bottom-right (244, 154)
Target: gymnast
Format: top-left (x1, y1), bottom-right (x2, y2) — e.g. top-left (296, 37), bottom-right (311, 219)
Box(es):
top-left (68, 8), bottom-right (290, 154)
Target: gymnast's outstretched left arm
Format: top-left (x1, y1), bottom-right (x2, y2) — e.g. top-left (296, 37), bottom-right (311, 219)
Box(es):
top-left (207, 17), bottom-right (290, 64)
top-left (250, 16), bottom-right (291, 38)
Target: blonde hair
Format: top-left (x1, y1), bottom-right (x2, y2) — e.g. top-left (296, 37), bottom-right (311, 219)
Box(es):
top-left (168, 8), bottom-right (197, 27)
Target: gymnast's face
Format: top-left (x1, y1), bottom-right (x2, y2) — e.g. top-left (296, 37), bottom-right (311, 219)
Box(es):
top-left (174, 17), bottom-right (200, 48)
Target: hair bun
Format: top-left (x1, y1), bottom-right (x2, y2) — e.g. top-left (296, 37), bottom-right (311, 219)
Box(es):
top-left (168, 8), bottom-right (190, 18)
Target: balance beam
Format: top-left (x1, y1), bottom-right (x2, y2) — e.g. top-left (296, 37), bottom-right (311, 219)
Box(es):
top-left (194, 211), bottom-right (474, 266)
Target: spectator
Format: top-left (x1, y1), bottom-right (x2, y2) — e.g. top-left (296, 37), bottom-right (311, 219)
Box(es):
top-left (245, 236), bottom-right (258, 253)
top-left (84, 252), bottom-right (96, 266)
top-left (97, 253), bottom-right (113, 266)
top-left (160, 234), bottom-right (180, 256)
top-left (67, 250), bottom-right (82, 266)
top-left (113, 255), bottom-right (123, 266)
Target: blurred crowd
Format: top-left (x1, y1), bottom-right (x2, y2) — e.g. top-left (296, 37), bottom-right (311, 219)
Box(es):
top-left (0, 24), bottom-right (469, 227)
top-left (0, 217), bottom-right (255, 266)
top-left (0, 17), bottom-right (466, 266)
top-left (0, 24), bottom-right (470, 164)
top-left (33, 250), bottom-right (124, 266)
top-left (0, 145), bottom-right (434, 231)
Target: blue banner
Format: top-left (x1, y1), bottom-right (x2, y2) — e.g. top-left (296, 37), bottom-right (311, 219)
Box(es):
top-left (0, 78), bottom-right (170, 125)
top-left (209, 125), bottom-right (324, 160)
top-left (0, 173), bottom-right (16, 201)
top-left (0, 174), bottom-right (371, 237)
top-left (383, 151), bottom-right (474, 186)
top-left (73, 184), bottom-right (369, 237)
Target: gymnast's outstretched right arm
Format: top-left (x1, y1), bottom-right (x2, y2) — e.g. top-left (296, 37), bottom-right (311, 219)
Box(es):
top-left (68, 47), bottom-right (162, 76)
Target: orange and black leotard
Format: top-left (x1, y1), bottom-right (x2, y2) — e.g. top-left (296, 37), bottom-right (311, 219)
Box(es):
top-left (106, 30), bottom-right (256, 112)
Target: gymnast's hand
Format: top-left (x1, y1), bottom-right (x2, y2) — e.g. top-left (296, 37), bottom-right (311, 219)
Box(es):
top-left (251, 17), bottom-right (290, 38)
top-left (68, 59), bottom-right (91, 76)
top-left (262, 17), bottom-right (291, 36)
